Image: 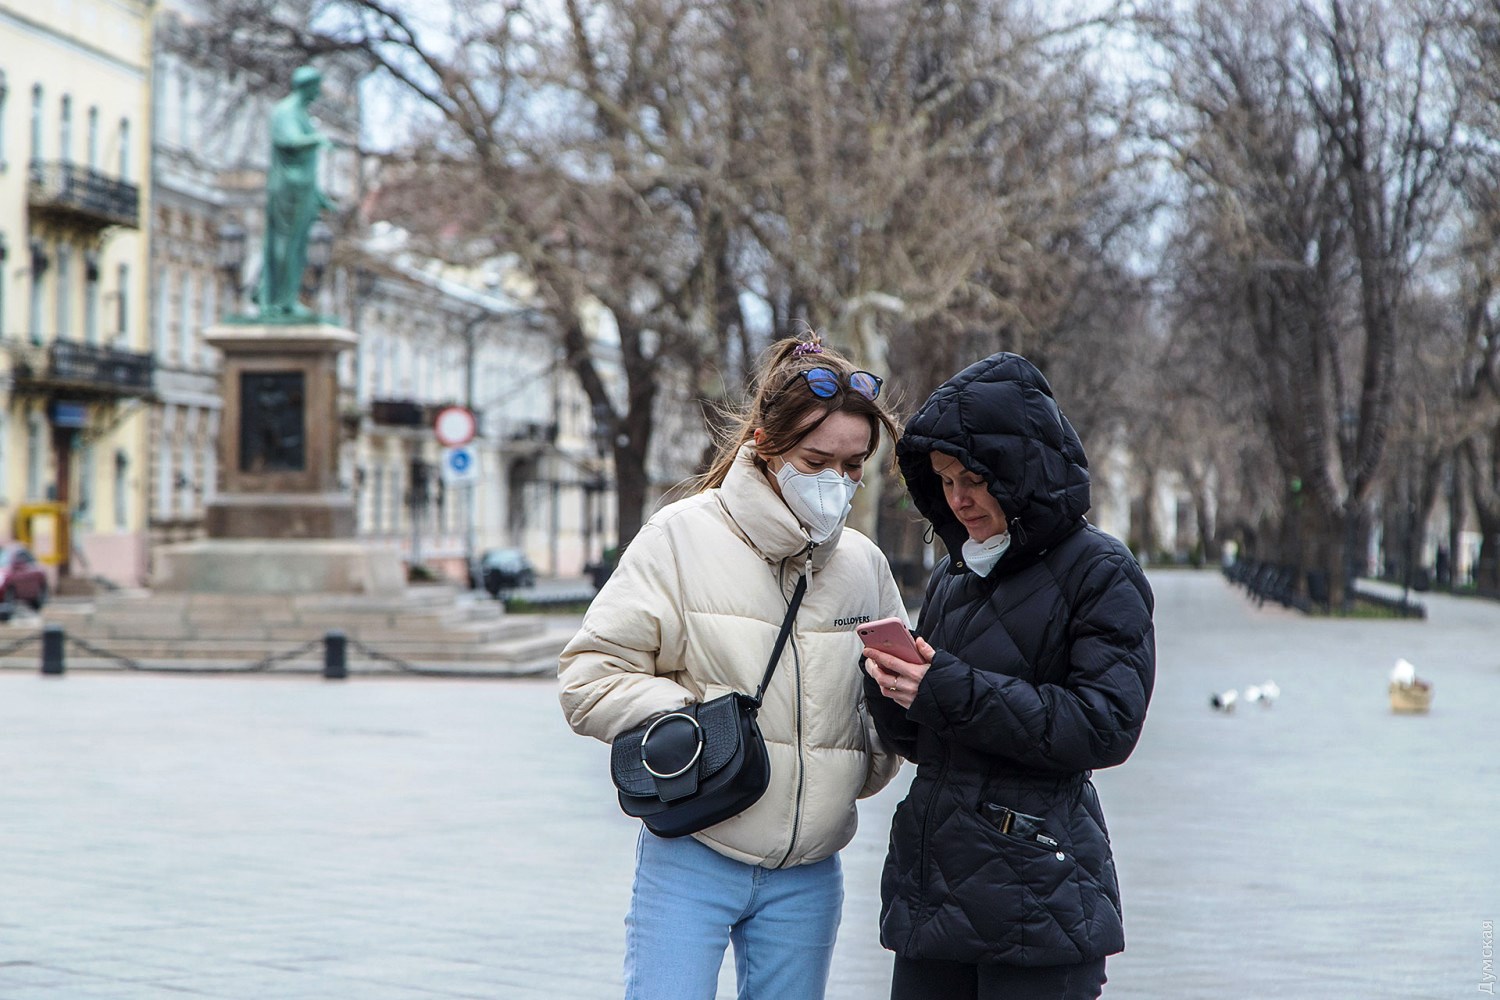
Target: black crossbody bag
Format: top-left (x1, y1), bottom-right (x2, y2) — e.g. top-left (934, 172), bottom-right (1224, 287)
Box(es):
top-left (609, 574), bottom-right (808, 838)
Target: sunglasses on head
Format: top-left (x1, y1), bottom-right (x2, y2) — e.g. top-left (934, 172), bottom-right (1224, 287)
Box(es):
top-left (793, 367), bottom-right (884, 401)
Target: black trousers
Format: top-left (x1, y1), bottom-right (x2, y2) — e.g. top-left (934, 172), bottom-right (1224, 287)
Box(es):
top-left (890, 955), bottom-right (1107, 1000)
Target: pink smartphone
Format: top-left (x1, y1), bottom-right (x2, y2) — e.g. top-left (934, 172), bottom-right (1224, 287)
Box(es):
top-left (857, 617), bottom-right (923, 663)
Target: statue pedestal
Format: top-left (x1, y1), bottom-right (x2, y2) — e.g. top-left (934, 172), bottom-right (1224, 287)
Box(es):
top-left (152, 539), bottom-right (405, 596)
top-left (154, 321), bottom-right (403, 596)
top-left (202, 322), bottom-right (358, 541)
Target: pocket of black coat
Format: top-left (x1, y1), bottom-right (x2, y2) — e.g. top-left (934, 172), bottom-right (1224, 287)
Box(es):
top-left (981, 802), bottom-right (1063, 852)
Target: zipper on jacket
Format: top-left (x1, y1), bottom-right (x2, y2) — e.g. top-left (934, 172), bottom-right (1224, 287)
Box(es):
top-left (906, 741), bottom-right (950, 951)
top-left (907, 571), bottom-right (974, 951)
top-left (951, 572), bottom-right (1001, 647)
top-left (776, 629), bottom-right (807, 869)
top-left (776, 549), bottom-right (813, 869)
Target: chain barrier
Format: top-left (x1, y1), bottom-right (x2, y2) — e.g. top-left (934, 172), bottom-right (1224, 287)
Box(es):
top-left (0, 631), bottom-right (43, 659)
top-left (63, 634), bottom-right (325, 675)
top-left (343, 636), bottom-right (550, 679)
top-left (13, 629), bottom-right (548, 679)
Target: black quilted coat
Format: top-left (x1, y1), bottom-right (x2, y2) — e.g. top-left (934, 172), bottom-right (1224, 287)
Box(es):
top-left (866, 353), bottom-right (1155, 966)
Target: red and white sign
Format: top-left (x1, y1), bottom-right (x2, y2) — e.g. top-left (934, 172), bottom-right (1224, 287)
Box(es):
top-left (433, 406), bottom-right (477, 447)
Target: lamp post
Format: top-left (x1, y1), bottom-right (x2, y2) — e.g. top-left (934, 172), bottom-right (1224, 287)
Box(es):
top-left (216, 218), bottom-right (247, 313)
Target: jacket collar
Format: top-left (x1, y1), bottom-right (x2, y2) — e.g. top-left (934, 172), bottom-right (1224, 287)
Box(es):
top-left (717, 445), bottom-right (839, 570)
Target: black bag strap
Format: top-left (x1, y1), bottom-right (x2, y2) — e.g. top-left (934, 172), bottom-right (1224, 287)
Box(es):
top-left (749, 574), bottom-right (808, 707)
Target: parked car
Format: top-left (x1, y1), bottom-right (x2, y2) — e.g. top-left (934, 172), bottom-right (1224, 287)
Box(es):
top-left (471, 548), bottom-right (537, 596)
top-left (0, 544), bottom-right (48, 620)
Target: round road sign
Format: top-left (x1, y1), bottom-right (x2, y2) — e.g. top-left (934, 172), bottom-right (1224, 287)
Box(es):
top-left (434, 406), bottom-right (477, 447)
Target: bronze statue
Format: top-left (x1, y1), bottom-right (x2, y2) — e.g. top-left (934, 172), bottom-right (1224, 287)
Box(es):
top-left (257, 65), bottom-right (333, 320)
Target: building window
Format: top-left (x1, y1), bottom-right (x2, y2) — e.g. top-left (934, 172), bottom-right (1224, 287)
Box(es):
top-left (84, 252), bottom-right (100, 344)
top-left (153, 265), bottom-right (169, 358)
top-left (202, 411), bottom-right (219, 502)
top-left (26, 411), bottom-right (43, 501)
top-left (156, 406), bottom-right (176, 520)
top-left (28, 240), bottom-right (46, 345)
top-left (86, 106), bottom-right (99, 170)
top-left (59, 95), bottom-right (72, 164)
top-left (118, 118), bottom-right (129, 181)
top-left (372, 465), bottom-right (384, 532)
top-left (179, 271), bottom-right (194, 364)
top-left (30, 84), bottom-right (43, 164)
top-left (114, 450), bottom-right (130, 530)
top-left (200, 276), bottom-right (216, 366)
top-left (390, 465), bottom-right (403, 532)
top-left (0, 71), bottom-right (9, 167)
top-left (178, 410), bottom-right (196, 518)
top-left (177, 69), bottom-right (191, 149)
top-left (116, 263), bottom-right (130, 342)
top-left (55, 244), bottom-right (71, 338)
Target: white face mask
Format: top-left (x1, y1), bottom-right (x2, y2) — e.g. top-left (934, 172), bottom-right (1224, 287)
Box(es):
top-left (961, 531), bottom-right (1011, 577)
top-left (774, 461), bottom-right (862, 543)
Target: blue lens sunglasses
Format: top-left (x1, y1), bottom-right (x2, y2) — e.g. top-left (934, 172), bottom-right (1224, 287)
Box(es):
top-left (794, 367), bottom-right (884, 401)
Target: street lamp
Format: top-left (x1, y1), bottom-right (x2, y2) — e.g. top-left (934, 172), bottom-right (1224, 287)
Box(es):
top-left (216, 218), bottom-right (247, 308)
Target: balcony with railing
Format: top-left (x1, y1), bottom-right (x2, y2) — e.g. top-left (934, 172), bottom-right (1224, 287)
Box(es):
top-left (7, 340), bottom-right (154, 397)
top-left (27, 162), bottom-right (141, 230)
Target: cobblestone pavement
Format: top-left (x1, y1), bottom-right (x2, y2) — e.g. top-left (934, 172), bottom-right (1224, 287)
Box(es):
top-left (0, 570), bottom-right (1494, 999)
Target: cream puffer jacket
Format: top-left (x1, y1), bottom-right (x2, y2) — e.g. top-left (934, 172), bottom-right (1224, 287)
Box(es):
top-left (559, 445), bottom-right (906, 868)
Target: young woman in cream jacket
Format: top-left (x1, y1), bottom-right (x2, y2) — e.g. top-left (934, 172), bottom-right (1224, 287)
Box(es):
top-left (559, 335), bottom-right (906, 1000)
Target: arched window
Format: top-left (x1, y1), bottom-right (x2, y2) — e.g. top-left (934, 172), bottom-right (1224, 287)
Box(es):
top-left (59, 94), bottom-right (72, 163)
top-left (30, 84), bottom-right (43, 164)
top-left (86, 106), bottom-right (99, 170)
top-left (0, 71), bottom-right (10, 167)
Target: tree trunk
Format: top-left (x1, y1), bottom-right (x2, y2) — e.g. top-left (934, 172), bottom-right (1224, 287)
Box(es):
top-left (1463, 434), bottom-right (1500, 592)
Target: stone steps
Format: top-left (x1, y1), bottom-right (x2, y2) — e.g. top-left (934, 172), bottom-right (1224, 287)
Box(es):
top-left (7, 586), bottom-right (577, 676)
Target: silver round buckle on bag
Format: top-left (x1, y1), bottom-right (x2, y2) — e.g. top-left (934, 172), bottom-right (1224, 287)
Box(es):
top-left (640, 712), bottom-right (703, 779)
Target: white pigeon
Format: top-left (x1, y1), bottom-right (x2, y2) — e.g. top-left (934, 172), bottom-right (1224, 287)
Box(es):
top-left (1210, 689), bottom-right (1238, 712)
top-left (1390, 658), bottom-right (1417, 686)
top-left (1246, 680), bottom-right (1280, 707)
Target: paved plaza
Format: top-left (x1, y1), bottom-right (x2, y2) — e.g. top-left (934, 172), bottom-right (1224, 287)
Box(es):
top-left (1, 570), bottom-right (1494, 999)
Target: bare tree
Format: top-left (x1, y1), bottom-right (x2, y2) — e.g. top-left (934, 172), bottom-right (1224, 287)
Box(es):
top-left (1142, 0), bottom-right (1467, 608)
top-left (190, 0), bottom-right (1147, 551)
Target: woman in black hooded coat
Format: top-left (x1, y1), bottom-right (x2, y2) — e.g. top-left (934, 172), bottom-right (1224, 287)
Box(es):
top-left (861, 353), bottom-right (1155, 1000)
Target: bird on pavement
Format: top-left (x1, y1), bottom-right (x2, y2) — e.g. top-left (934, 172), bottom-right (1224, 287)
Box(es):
top-left (1210, 689), bottom-right (1238, 713)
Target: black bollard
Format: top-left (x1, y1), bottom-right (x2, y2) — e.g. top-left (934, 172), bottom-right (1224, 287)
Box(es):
top-left (323, 630), bottom-right (348, 680)
top-left (41, 625), bottom-right (65, 676)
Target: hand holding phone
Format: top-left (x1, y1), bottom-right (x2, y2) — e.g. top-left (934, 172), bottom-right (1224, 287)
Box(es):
top-left (857, 617), bottom-right (923, 664)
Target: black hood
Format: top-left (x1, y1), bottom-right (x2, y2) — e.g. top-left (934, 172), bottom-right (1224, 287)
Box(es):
top-left (897, 353), bottom-right (1091, 571)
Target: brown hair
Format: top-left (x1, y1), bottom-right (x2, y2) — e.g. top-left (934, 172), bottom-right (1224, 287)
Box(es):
top-left (696, 333), bottom-right (900, 491)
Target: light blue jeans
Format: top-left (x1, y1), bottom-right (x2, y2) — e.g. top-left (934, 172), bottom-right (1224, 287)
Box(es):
top-left (624, 829), bottom-right (844, 1000)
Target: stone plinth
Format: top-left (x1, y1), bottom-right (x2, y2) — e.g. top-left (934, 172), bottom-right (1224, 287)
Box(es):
top-left (153, 539), bottom-right (405, 596)
top-left (151, 321), bottom-right (404, 597)
top-left (202, 322), bottom-right (357, 540)
top-left (204, 492), bottom-right (356, 541)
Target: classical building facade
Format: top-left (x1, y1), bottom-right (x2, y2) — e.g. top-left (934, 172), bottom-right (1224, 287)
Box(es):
top-left (0, 0), bottom-right (155, 590)
top-left (346, 236), bottom-right (618, 580)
